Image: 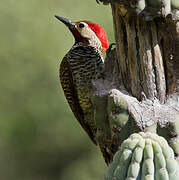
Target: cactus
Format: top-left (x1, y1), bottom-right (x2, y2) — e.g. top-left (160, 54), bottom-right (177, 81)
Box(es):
top-left (106, 132), bottom-right (179, 180)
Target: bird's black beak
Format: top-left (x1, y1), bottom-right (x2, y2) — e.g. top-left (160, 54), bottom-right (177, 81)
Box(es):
top-left (55, 15), bottom-right (75, 30)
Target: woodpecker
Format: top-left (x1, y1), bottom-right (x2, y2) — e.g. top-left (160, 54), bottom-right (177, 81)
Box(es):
top-left (55, 16), bottom-right (110, 163)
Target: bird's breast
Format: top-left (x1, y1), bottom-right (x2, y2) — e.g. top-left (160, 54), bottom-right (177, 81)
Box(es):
top-left (69, 49), bottom-right (104, 86)
top-left (67, 45), bottom-right (104, 112)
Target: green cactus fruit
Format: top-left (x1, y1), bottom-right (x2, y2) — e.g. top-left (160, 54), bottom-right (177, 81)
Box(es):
top-left (106, 132), bottom-right (179, 180)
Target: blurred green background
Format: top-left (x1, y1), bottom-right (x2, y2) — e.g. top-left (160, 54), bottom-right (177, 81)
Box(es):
top-left (0, 0), bottom-right (114, 179)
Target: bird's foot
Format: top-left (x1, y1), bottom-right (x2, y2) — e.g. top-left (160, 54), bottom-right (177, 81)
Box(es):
top-left (106, 43), bottom-right (116, 56)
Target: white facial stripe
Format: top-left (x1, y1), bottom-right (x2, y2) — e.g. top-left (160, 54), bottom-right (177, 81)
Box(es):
top-left (76, 22), bottom-right (94, 37)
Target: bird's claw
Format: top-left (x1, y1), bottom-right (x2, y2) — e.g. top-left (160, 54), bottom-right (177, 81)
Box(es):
top-left (106, 43), bottom-right (116, 55)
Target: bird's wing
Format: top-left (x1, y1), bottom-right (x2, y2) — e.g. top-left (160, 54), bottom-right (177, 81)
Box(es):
top-left (59, 56), bottom-right (98, 145)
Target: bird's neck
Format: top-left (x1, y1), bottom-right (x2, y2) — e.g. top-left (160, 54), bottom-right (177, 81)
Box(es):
top-left (88, 37), bottom-right (103, 56)
top-left (74, 36), bottom-right (103, 56)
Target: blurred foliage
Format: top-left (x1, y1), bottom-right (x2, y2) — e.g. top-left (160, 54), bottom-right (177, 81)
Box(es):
top-left (0, 0), bottom-right (114, 179)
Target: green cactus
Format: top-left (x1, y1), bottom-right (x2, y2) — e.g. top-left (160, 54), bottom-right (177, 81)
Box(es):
top-left (106, 132), bottom-right (179, 180)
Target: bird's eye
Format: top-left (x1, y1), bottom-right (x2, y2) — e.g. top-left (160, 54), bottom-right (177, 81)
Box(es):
top-left (78, 23), bottom-right (85, 28)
